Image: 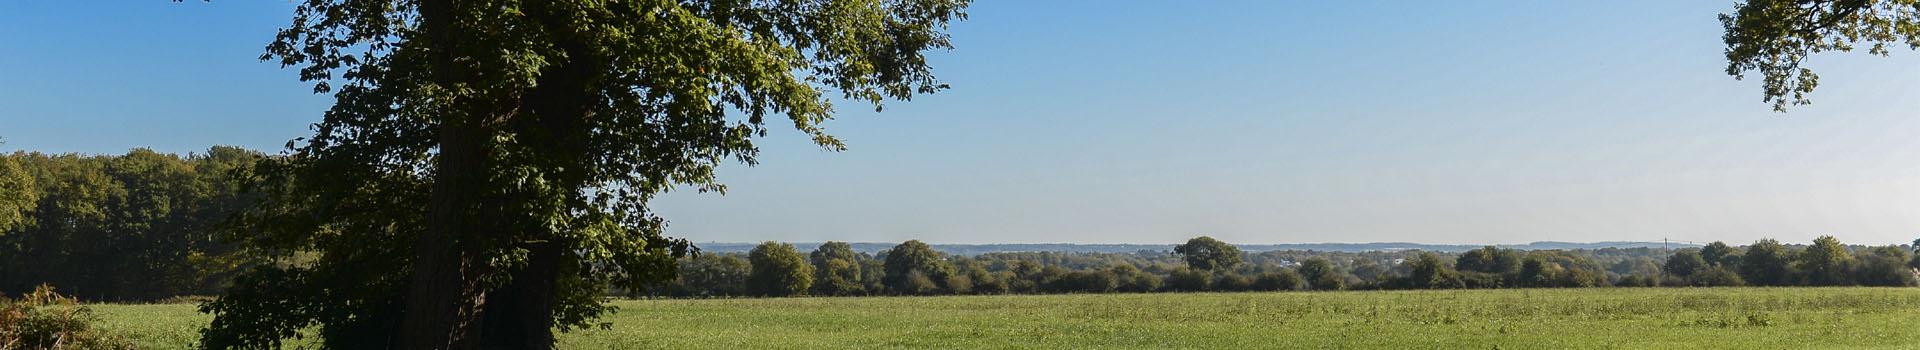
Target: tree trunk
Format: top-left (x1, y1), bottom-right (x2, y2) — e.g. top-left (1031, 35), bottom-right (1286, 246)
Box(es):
top-left (481, 241), bottom-right (561, 350)
top-left (397, 122), bottom-right (494, 350)
top-left (397, 0), bottom-right (494, 348)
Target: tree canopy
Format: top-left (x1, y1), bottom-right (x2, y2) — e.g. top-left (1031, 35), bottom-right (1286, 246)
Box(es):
top-left (1173, 236), bottom-right (1243, 271)
top-left (747, 242), bottom-right (813, 297)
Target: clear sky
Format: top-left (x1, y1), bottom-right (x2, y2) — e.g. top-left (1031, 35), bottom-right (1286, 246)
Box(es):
top-left (3, 1), bottom-right (1918, 245)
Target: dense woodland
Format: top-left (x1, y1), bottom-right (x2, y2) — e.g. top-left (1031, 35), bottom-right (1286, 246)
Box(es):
top-left (1, 149), bottom-right (1917, 302)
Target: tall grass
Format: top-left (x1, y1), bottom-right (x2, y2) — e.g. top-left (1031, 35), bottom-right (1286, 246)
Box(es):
top-left (91, 287), bottom-right (1920, 349)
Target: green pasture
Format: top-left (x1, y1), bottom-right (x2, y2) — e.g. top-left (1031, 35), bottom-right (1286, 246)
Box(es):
top-left (91, 287), bottom-right (1920, 349)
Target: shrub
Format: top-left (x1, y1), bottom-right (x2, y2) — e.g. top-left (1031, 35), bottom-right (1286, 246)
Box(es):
top-left (944, 274), bottom-right (975, 295)
top-left (1689, 266), bottom-right (1747, 287)
top-left (0, 285), bottom-right (137, 350)
top-left (899, 270), bottom-right (942, 295)
top-left (1214, 272), bottom-right (1253, 292)
top-left (1163, 267), bottom-right (1212, 292)
top-left (1119, 273), bottom-right (1163, 293)
top-left (1252, 270), bottom-right (1304, 291)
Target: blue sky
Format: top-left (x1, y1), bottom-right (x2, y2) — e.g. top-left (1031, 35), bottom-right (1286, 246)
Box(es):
top-left (3, 1), bottom-right (1918, 245)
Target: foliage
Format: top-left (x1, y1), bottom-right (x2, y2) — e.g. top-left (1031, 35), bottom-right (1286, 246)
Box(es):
top-left (0, 285), bottom-right (137, 350)
top-left (1664, 249), bottom-right (1707, 278)
top-left (1212, 272), bottom-right (1253, 292)
top-left (1721, 0), bottom-right (1920, 110)
top-left (883, 240), bottom-right (954, 295)
top-left (1455, 246), bottom-right (1521, 274)
top-left (1701, 241), bottom-right (1742, 268)
top-left (747, 242), bottom-right (813, 297)
top-left (666, 254), bottom-right (750, 297)
top-left (0, 148), bottom-right (263, 301)
top-left (1739, 239), bottom-right (1795, 286)
top-left (198, 0), bottom-right (972, 347)
top-left (1161, 267), bottom-right (1212, 292)
top-left (1399, 252), bottom-right (1465, 289)
top-left (1251, 270), bottom-right (1304, 291)
top-left (1689, 266), bottom-right (1748, 287)
top-left (1297, 258), bottom-right (1343, 291)
top-left (0, 153), bottom-right (36, 232)
top-left (1173, 236), bottom-right (1243, 271)
top-left (1850, 246), bottom-right (1916, 287)
top-left (1796, 236), bottom-right (1852, 286)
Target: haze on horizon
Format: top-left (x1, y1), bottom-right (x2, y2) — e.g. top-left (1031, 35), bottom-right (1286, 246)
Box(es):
top-left (3, 1), bottom-right (1918, 246)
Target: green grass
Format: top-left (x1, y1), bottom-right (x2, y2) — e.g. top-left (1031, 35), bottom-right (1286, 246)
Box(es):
top-left (91, 287), bottom-right (1920, 349)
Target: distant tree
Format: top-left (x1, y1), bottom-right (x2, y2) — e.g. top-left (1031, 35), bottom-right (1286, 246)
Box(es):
top-left (1664, 249), bottom-right (1708, 278)
top-left (810, 242), bottom-right (865, 296)
top-left (859, 257), bottom-right (889, 293)
top-left (675, 254), bottom-right (751, 297)
top-left (747, 242), bottom-right (813, 297)
top-left (810, 242), bottom-right (862, 281)
top-left (1701, 241), bottom-right (1742, 268)
top-left (1214, 272), bottom-right (1253, 292)
top-left (1173, 236), bottom-right (1243, 271)
top-left (1109, 264), bottom-right (1161, 293)
top-left (1348, 262), bottom-right (1390, 282)
top-left (1456, 246), bottom-right (1522, 274)
top-left (1297, 258), bottom-right (1343, 291)
top-left (1517, 256), bottom-right (1553, 288)
top-left (811, 259), bottom-right (865, 296)
top-left (1162, 267), bottom-right (1213, 292)
top-left (1404, 252), bottom-right (1464, 289)
top-left (883, 240), bottom-right (953, 295)
top-left (965, 266), bottom-right (1003, 294)
top-left (1041, 270), bottom-right (1118, 294)
top-left (1252, 270), bottom-right (1304, 291)
top-left (1797, 236), bottom-right (1852, 286)
top-left (1740, 239), bottom-right (1795, 286)
top-left (898, 270), bottom-right (941, 295)
top-left (1689, 266), bottom-right (1747, 287)
top-left (0, 153), bottom-right (35, 232)
top-left (1720, 0), bottom-right (1920, 111)
top-left (943, 274), bottom-right (975, 295)
top-left (0, 148), bottom-right (264, 301)
top-left (1852, 246), bottom-right (1917, 287)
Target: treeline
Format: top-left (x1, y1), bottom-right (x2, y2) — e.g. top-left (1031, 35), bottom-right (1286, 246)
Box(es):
top-left (647, 236), bottom-right (1920, 298)
top-left (2, 148), bottom-right (1915, 301)
top-left (0, 148), bottom-right (263, 301)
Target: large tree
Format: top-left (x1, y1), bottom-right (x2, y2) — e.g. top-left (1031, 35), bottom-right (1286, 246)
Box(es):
top-left (196, 0), bottom-right (970, 349)
top-left (1797, 235), bottom-right (1853, 286)
top-left (1721, 0), bottom-right (1919, 110)
top-left (882, 240), bottom-right (952, 294)
top-left (1739, 239), bottom-right (1795, 286)
top-left (746, 242), bottom-right (813, 297)
top-left (1172, 236), bottom-right (1242, 271)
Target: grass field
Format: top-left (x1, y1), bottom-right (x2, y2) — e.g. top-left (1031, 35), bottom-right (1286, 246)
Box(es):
top-left (90, 287), bottom-right (1920, 349)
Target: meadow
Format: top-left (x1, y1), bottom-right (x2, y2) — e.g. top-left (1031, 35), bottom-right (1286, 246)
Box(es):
top-left (92, 287), bottom-right (1920, 349)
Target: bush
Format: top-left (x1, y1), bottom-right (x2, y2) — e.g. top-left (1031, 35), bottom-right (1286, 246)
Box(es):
top-left (1214, 272), bottom-right (1253, 292)
top-left (1252, 271), bottom-right (1303, 291)
top-left (1689, 266), bottom-right (1747, 287)
top-left (1043, 271), bottom-right (1118, 294)
top-left (1119, 273), bottom-right (1163, 293)
top-left (944, 274), bottom-right (975, 295)
top-left (0, 285), bottom-right (137, 350)
top-left (899, 270), bottom-right (941, 295)
top-left (1163, 267), bottom-right (1212, 292)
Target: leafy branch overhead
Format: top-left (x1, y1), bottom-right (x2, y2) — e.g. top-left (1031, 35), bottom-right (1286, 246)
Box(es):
top-left (1721, 0), bottom-right (1920, 111)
